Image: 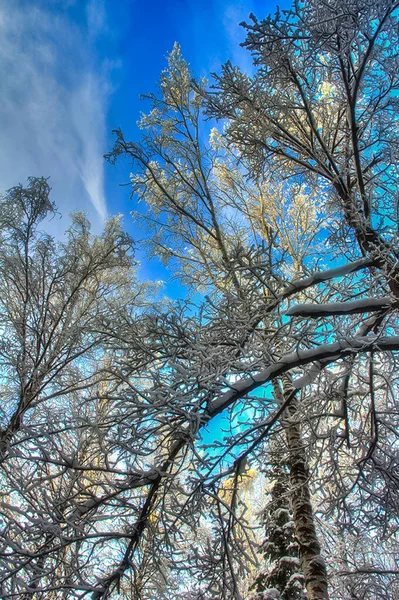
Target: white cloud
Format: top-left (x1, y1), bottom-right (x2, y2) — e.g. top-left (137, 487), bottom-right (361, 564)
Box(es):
top-left (0, 0), bottom-right (110, 235)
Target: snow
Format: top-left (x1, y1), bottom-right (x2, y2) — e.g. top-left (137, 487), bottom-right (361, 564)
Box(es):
top-left (208, 335), bottom-right (399, 414)
top-left (286, 296), bottom-right (394, 318)
top-left (285, 572), bottom-right (305, 590)
top-left (281, 258), bottom-right (372, 296)
top-left (274, 508), bottom-right (290, 520)
top-left (258, 589), bottom-right (282, 600)
top-left (279, 556), bottom-right (301, 566)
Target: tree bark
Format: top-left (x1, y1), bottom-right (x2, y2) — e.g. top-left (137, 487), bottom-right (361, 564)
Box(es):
top-left (277, 381), bottom-right (329, 600)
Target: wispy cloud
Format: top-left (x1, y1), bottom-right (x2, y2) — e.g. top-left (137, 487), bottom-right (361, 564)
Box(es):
top-left (221, 2), bottom-right (257, 73)
top-left (86, 0), bottom-right (107, 38)
top-left (0, 0), bottom-right (110, 233)
top-left (220, 0), bottom-right (293, 72)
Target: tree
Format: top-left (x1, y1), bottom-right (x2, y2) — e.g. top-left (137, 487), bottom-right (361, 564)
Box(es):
top-left (204, 0), bottom-right (399, 596)
top-left (104, 3), bottom-right (399, 596)
top-left (209, 0), bottom-right (399, 292)
top-left (106, 44), bottom-right (322, 598)
top-left (0, 177), bottom-right (138, 461)
top-left (0, 178), bottom-right (159, 598)
top-left (250, 441), bottom-right (305, 600)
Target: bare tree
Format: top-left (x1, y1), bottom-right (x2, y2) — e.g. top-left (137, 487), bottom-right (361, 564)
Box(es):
top-left (204, 1), bottom-right (399, 596)
top-left (0, 179), bottom-right (160, 598)
top-left (0, 178), bottom-right (141, 460)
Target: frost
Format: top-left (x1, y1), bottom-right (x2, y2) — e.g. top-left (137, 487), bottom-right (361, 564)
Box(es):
top-left (274, 508), bottom-right (290, 520)
top-left (286, 573), bottom-right (305, 587)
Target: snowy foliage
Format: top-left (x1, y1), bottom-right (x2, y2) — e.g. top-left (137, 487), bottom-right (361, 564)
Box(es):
top-left (1, 0), bottom-right (399, 598)
top-left (251, 458), bottom-right (305, 600)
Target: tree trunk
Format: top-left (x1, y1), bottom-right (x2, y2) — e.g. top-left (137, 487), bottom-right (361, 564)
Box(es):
top-left (274, 380), bottom-right (329, 600)
top-left (284, 399), bottom-right (329, 600)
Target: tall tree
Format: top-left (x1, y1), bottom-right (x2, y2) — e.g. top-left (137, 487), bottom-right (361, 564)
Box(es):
top-left (251, 440), bottom-right (305, 600)
top-left (0, 177), bottom-right (138, 461)
top-left (104, 44), bottom-right (344, 600)
top-left (206, 0), bottom-right (399, 596)
top-left (0, 179), bottom-right (159, 598)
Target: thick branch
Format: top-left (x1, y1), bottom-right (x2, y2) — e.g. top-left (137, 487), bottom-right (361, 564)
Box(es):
top-left (286, 297), bottom-right (395, 318)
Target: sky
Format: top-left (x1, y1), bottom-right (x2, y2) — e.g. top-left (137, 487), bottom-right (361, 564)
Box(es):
top-left (0, 0), bottom-right (291, 281)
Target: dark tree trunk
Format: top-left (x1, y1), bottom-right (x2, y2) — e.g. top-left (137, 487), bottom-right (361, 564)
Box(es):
top-left (283, 395), bottom-right (329, 600)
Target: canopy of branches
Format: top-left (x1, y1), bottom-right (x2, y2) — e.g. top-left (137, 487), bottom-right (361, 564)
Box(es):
top-left (1, 2), bottom-right (399, 599)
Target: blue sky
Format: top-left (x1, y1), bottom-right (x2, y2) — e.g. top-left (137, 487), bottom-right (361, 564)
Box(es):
top-left (0, 0), bottom-right (290, 281)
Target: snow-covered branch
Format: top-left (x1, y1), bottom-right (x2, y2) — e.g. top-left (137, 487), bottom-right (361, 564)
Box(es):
top-left (281, 258), bottom-right (373, 297)
top-left (208, 335), bottom-right (399, 415)
top-left (286, 297), bottom-right (395, 318)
